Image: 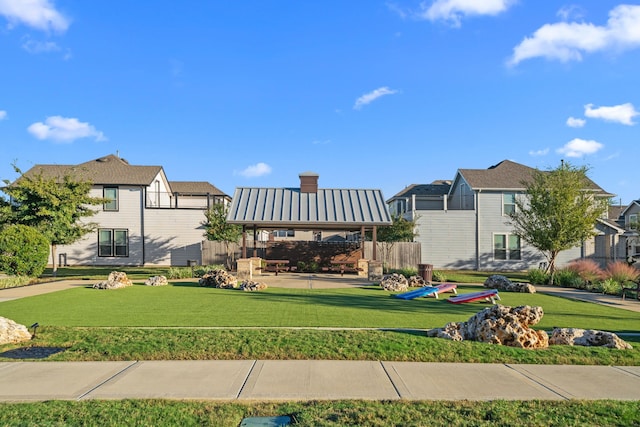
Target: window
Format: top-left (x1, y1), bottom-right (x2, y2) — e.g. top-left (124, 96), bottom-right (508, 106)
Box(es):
top-left (503, 192), bottom-right (516, 216)
top-left (630, 214), bottom-right (638, 228)
top-left (98, 229), bottom-right (129, 257)
top-left (494, 234), bottom-right (521, 260)
top-left (273, 230), bottom-right (295, 238)
top-left (103, 187), bottom-right (118, 211)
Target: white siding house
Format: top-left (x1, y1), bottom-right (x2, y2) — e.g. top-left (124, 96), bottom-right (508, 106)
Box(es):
top-left (388, 160), bottom-right (614, 271)
top-left (21, 154), bottom-right (230, 267)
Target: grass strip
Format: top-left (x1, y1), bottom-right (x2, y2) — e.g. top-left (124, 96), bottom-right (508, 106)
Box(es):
top-left (0, 399), bottom-right (637, 426)
top-left (1, 328), bottom-right (638, 365)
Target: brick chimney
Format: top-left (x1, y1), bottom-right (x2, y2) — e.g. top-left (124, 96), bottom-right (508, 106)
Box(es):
top-left (299, 172), bottom-right (319, 193)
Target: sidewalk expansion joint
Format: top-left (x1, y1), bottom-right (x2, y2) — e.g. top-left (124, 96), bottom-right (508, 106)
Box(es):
top-left (76, 361), bottom-right (140, 401)
top-left (504, 364), bottom-right (568, 401)
top-left (236, 360), bottom-right (258, 399)
top-left (379, 361), bottom-right (403, 399)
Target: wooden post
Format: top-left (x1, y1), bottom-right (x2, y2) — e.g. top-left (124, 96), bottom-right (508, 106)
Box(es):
top-left (252, 225), bottom-right (258, 257)
top-left (372, 226), bottom-right (377, 261)
top-left (242, 225), bottom-right (247, 259)
top-left (360, 225), bottom-right (365, 258)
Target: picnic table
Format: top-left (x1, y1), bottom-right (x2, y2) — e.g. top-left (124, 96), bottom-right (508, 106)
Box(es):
top-left (330, 260), bottom-right (360, 276)
top-left (263, 260), bottom-right (290, 276)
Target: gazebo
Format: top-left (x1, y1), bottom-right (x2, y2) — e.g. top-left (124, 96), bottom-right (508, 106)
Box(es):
top-left (225, 172), bottom-right (392, 279)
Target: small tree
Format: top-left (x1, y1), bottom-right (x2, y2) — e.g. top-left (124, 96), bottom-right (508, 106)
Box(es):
top-left (1, 165), bottom-right (104, 276)
top-left (202, 203), bottom-right (243, 270)
top-left (509, 161), bottom-right (608, 284)
top-left (368, 214), bottom-right (418, 270)
top-left (0, 224), bottom-right (50, 277)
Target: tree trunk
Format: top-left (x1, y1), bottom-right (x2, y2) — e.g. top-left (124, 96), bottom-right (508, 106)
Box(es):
top-left (546, 251), bottom-right (559, 285)
top-left (51, 244), bottom-right (58, 277)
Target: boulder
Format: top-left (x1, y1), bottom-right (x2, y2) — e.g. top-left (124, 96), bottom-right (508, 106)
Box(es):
top-left (198, 269), bottom-right (238, 288)
top-left (550, 328), bottom-right (632, 350)
top-left (93, 271), bottom-right (133, 290)
top-left (144, 275), bottom-right (168, 286)
top-left (484, 274), bottom-right (536, 293)
top-left (240, 280), bottom-right (267, 291)
top-left (427, 304), bottom-right (549, 349)
top-left (408, 275), bottom-right (426, 287)
top-left (0, 317), bottom-right (31, 345)
top-left (380, 273), bottom-right (409, 292)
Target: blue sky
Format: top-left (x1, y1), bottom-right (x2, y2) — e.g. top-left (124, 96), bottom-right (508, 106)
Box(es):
top-left (1, 1), bottom-right (639, 205)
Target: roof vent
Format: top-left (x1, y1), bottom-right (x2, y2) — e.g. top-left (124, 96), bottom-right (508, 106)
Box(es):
top-left (299, 172), bottom-right (319, 193)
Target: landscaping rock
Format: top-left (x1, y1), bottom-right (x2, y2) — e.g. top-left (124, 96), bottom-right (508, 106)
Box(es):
top-left (380, 273), bottom-right (409, 292)
top-left (427, 304), bottom-right (549, 349)
top-left (408, 275), bottom-right (426, 287)
top-left (199, 269), bottom-right (238, 288)
top-left (0, 317), bottom-right (31, 345)
top-left (144, 275), bottom-right (168, 286)
top-left (549, 328), bottom-right (632, 350)
top-left (240, 280), bottom-right (268, 291)
top-left (484, 274), bottom-right (536, 293)
top-left (92, 271), bottom-right (133, 290)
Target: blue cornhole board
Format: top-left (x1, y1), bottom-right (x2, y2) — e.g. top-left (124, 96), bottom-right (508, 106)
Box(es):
top-left (394, 286), bottom-right (438, 300)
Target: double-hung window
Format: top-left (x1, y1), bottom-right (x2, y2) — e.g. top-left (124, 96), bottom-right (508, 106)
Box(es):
top-left (494, 234), bottom-right (521, 260)
top-left (103, 187), bottom-right (119, 211)
top-left (503, 192), bottom-right (516, 216)
top-left (98, 229), bottom-right (129, 257)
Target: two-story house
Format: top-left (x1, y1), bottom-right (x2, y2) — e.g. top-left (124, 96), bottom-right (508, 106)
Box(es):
top-left (387, 160), bottom-right (614, 271)
top-left (19, 154), bottom-right (230, 267)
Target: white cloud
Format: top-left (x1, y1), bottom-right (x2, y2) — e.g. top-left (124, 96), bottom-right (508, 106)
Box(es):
top-left (22, 38), bottom-right (60, 53)
top-left (354, 87), bottom-right (398, 110)
top-left (417, 0), bottom-right (516, 27)
top-left (557, 5), bottom-right (584, 22)
top-left (566, 116), bottom-right (586, 128)
top-left (0, 110), bottom-right (6, 120)
top-left (556, 138), bottom-right (603, 157)
top-left (238, 162), bottom-right (272, 178)
top-left (0, 0), bottom-right (70, 32)
top-left (528, 148), bottom-right (549, 156)
top-left (508, 5), bottom-right (640, 66)
top-left (27, 116), bottom-right (106, 143)
top-left (584, 103), bottom-right (638, 125)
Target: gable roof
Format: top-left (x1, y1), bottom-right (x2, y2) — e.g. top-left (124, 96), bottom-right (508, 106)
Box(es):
top-left (227, 187), bottom-right (392, 230)
top-left (22, 154), bottom-right (163, 186)
top-left (388, 182), bottom-right (451, 201)
top-left (620, 200), bottom-right (640, 217)
top-left (456, 160), bottom-right (612, 195)
top-left (169, 181), bottom-right (227, 196)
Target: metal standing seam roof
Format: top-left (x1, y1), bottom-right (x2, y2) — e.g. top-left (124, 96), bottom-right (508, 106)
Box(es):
top-left (226, 187), bottom-right (392, 229)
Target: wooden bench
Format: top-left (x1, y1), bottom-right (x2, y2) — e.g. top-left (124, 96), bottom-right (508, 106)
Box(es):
top-left (263, 260), bottom-right (290, 276)
top-left (329, 260), bottom-right (362, 276)
top-left (622, 280), bottom-right (640, 301)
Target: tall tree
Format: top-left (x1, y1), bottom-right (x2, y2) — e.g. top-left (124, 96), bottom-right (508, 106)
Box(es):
top-left (508, 161), bottom-right (608, 283)
top-left (1, 165), bottom-right (104, 276)
top-left (202, 202), bottom-right (243, 270)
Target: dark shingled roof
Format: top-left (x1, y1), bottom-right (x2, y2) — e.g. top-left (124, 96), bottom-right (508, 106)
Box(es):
top-left (389, 182), bottom-right (451, 200)
top-left (170, 181), bottom-right (226, 196)
top-left (458, 160), bottom-right (611, 195)
top-left (22, 154), bottom-right (162, 186)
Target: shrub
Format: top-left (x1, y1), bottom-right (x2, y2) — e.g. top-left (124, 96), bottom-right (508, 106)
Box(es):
top-left (604, 261), bottom-right (640, 285)
top-left (0, 275), bottom-right (32, 289)
top-left (565, 259), bottom-right (604, 286)
top-left (432, 270), bottom-right (447, 282)
top-left (167, 267), bottom-right (192, 279)
top-left (193, 265), bottom-right (224, 278)
top-left (553, 269), bottom-right (584, 288)
top-left (527, 268), bottom-right (549, 285)
top-left (0, 224), bottom-right (50, 277)
top-left (592, 278), bottom-right (622, 296)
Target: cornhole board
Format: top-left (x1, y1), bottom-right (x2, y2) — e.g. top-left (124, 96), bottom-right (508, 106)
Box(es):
top-left (447, 289), bottom-right (500, 304)
top-left (394, 286), bottom-right (438, 300)
top-left (427, 283), bottom-right (458, 299)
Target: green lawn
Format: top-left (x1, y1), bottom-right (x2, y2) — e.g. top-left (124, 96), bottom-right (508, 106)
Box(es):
top-left (0, 283), bottom-right (638, 332)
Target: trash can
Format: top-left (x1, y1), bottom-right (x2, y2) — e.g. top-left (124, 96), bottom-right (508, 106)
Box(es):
top-left (418, 264), bottom-right (433, 284)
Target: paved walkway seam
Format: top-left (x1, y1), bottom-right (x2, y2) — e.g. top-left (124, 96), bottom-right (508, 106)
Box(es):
top-left (504, 364), bottom-right (568, 401)
top-left (237, 360), bottom-right (261, 399)
top-left (379, 362), bottom-right (405, 399)
top-left (76, 361), bottom-right (139, 401)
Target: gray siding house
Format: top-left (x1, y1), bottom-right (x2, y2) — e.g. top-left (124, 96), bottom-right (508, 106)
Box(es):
top-left (388, 160), bottom-right (614, 271)
top-left (20, 154), bottom-right (230, 267)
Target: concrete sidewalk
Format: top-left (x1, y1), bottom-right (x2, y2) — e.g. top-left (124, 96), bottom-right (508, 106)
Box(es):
top-left (0, 360), bottom-right (639, 402)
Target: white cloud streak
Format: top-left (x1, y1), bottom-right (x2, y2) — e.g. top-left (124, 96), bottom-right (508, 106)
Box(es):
top-left (566, 117), bottom-right (586, 128)
top-left (354, 87), bottom-right (398, 110)
top-left (508, 5), bottom-right (640, 66)
top-left (0, 0), bottom-right (69, 32)
top-left (584, 103), bottom-right (638, 125)
top-left (528, 148), bottom-right (549, 156)
top-left (556, 138), bottom-right (603, 157)
top-left (238, 162), bottom-right (272, 178)
top-left (27, 116), bottom-right (106, 143)
top-left (22, 38), bottom-right (60, 53)
top-left (417, 0), bottom-right (516, 27)
top-left (0, 110), bottom-right (6, 120)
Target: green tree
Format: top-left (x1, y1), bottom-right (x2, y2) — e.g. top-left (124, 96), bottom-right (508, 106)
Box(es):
top-left (368, 214), bottom-right (418, 270)
top-left (1, 165), bottom-right (104, 276)
top-left (508, 161), bottom-right (608, 284)
top-left (0, 224), bottom-right (50, 277)
top-left (202, 203), bottom-right (243, 270)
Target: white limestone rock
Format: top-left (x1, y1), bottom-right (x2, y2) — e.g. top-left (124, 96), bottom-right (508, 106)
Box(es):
top-left (0, 317), bottom-right (31, 345)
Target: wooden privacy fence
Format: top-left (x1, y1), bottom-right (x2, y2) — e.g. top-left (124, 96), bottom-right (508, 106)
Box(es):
top-left (201, 240), bottom-right (421, 270)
